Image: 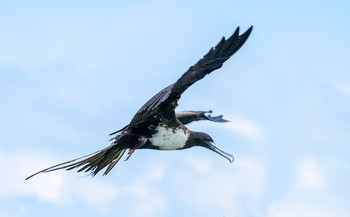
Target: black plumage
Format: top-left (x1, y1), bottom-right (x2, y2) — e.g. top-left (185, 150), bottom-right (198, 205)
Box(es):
top-left (26, 26), bottom-right (252, 180)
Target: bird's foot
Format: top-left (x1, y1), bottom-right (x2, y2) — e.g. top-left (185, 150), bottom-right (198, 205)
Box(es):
top-left (125, 149), bottom-right (135, 161)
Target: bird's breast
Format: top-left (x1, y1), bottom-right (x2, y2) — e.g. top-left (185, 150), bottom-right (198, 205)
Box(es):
top-left (148, 125), bottom-right (189, 150)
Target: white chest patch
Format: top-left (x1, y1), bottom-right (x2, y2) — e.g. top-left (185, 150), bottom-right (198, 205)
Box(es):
top-left (149, 125), bottom-right (189, 150)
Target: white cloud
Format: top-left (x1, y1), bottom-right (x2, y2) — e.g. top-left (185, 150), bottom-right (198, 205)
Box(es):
top-left (116, 164), bottom-right (168, 217)
top-left (196, 113), bottom-right (263, 141)
top-left (173, 156), bottom-right (265, 216)
top-left (0, 149), bottom-right (120, 209)
top-left (266, 157), bottom-right (350, 217)
top-left (73, 179), bottom-right (119, 212)
top-left (121, 164), bottom-right (165, 197)
top-left (0, 149), bottom-right (167, 216)
top-left (0, 150), bottom-right (65, 203)
top-left (336, 83), bottom-right (350, 96)
top-left (223, 115), bottom-right (263, 140)
top-left (186, 156), bottom-right (213, 173)
top-left (267, 195), bottom-right (349, 217)
top-left (295, 158), bottom-right (325, 190)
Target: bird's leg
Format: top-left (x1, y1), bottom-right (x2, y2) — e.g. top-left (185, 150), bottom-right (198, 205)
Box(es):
top-left (125, 149), bottom-right (135, 161)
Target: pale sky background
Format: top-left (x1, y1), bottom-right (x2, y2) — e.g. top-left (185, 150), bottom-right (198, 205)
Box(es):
top-left (1, 1), bottom-right (350, 217)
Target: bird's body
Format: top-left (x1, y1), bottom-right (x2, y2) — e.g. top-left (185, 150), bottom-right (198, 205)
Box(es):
top-left (26, 26), bottom-right (253, 180)
top-left (147, 124), bottom-right (189, 150)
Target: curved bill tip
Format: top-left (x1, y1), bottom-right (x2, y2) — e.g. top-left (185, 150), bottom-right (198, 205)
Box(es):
top-left (207, 142), bottom-right (234, 163)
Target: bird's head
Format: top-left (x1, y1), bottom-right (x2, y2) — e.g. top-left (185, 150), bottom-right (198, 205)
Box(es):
top-left (185, 131), bottom-right (234, 163)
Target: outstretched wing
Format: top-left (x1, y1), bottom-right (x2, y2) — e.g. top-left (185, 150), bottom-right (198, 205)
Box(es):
top-left (109, 110), bottom-right (228, 137)
top-left (129, 26), bottom-right (252, 127)
top-left (175, 110), bottom-right (229, 125)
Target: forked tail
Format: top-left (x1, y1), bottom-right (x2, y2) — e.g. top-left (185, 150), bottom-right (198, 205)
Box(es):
top-left (25, 145), bottom-right (127, 180)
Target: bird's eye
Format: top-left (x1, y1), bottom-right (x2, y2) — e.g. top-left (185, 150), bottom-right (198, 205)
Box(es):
top-left (206, 137), bottom-right (211, 141)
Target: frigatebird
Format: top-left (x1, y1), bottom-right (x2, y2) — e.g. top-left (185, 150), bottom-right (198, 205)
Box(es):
top-left (26, 26), bottom-right (252, 180)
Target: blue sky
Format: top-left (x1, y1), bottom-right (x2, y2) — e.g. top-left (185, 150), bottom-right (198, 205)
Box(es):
top-left (1, 0), bottom-right (350, 217)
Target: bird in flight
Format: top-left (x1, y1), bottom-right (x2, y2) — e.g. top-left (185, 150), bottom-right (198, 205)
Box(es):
top-left (26, 26), bottom-right (253, 180)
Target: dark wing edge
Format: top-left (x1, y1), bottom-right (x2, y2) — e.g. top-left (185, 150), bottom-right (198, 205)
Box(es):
top-left (130, 26), bottom-right (252, 127)
top-left (167, 26), bottom-right (253, 107)
top-left (109, 125), bottom-right (128, 136)
top-left (176, 110), bottom-right (229, 125)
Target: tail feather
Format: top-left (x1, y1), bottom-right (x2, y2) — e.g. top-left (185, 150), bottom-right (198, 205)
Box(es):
top-left (104, 149), bottom-right (127, 175)
top-left (25, 145), bottom-right (127, 180)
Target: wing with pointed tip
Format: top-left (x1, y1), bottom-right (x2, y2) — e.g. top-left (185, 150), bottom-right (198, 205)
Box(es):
top-left (129, 26), bottom-right (252, 127)
top-left (176, 110), bottom-right (229, 125)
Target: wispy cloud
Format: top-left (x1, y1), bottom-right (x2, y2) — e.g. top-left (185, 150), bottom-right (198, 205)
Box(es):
top-left (0, 150), bottom-right (120, 210)
top-left (0, 150), bottom-right (65, 203)
top-left (267, 157), bottom-right (349, 217)
top-left (220, 115), bottom-right (263, 140)
top-left (175, 156), bottom-right (265, 216)
top-left (117, 164), bottom-right (168, 217)
top-left (267, 197), bottom-right (349, 217)
top-left (295, 158), bottom-right (325, 190)
top-left (335, 83), bottom-right (350, 96)
top-left (0, 149), bottom-right (167, 216)
top-left (195, 113), bottom-right (263, 141)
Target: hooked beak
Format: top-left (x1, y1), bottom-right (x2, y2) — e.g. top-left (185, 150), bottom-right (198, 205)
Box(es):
top-left (206, 141), bottom-right (234, 163)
